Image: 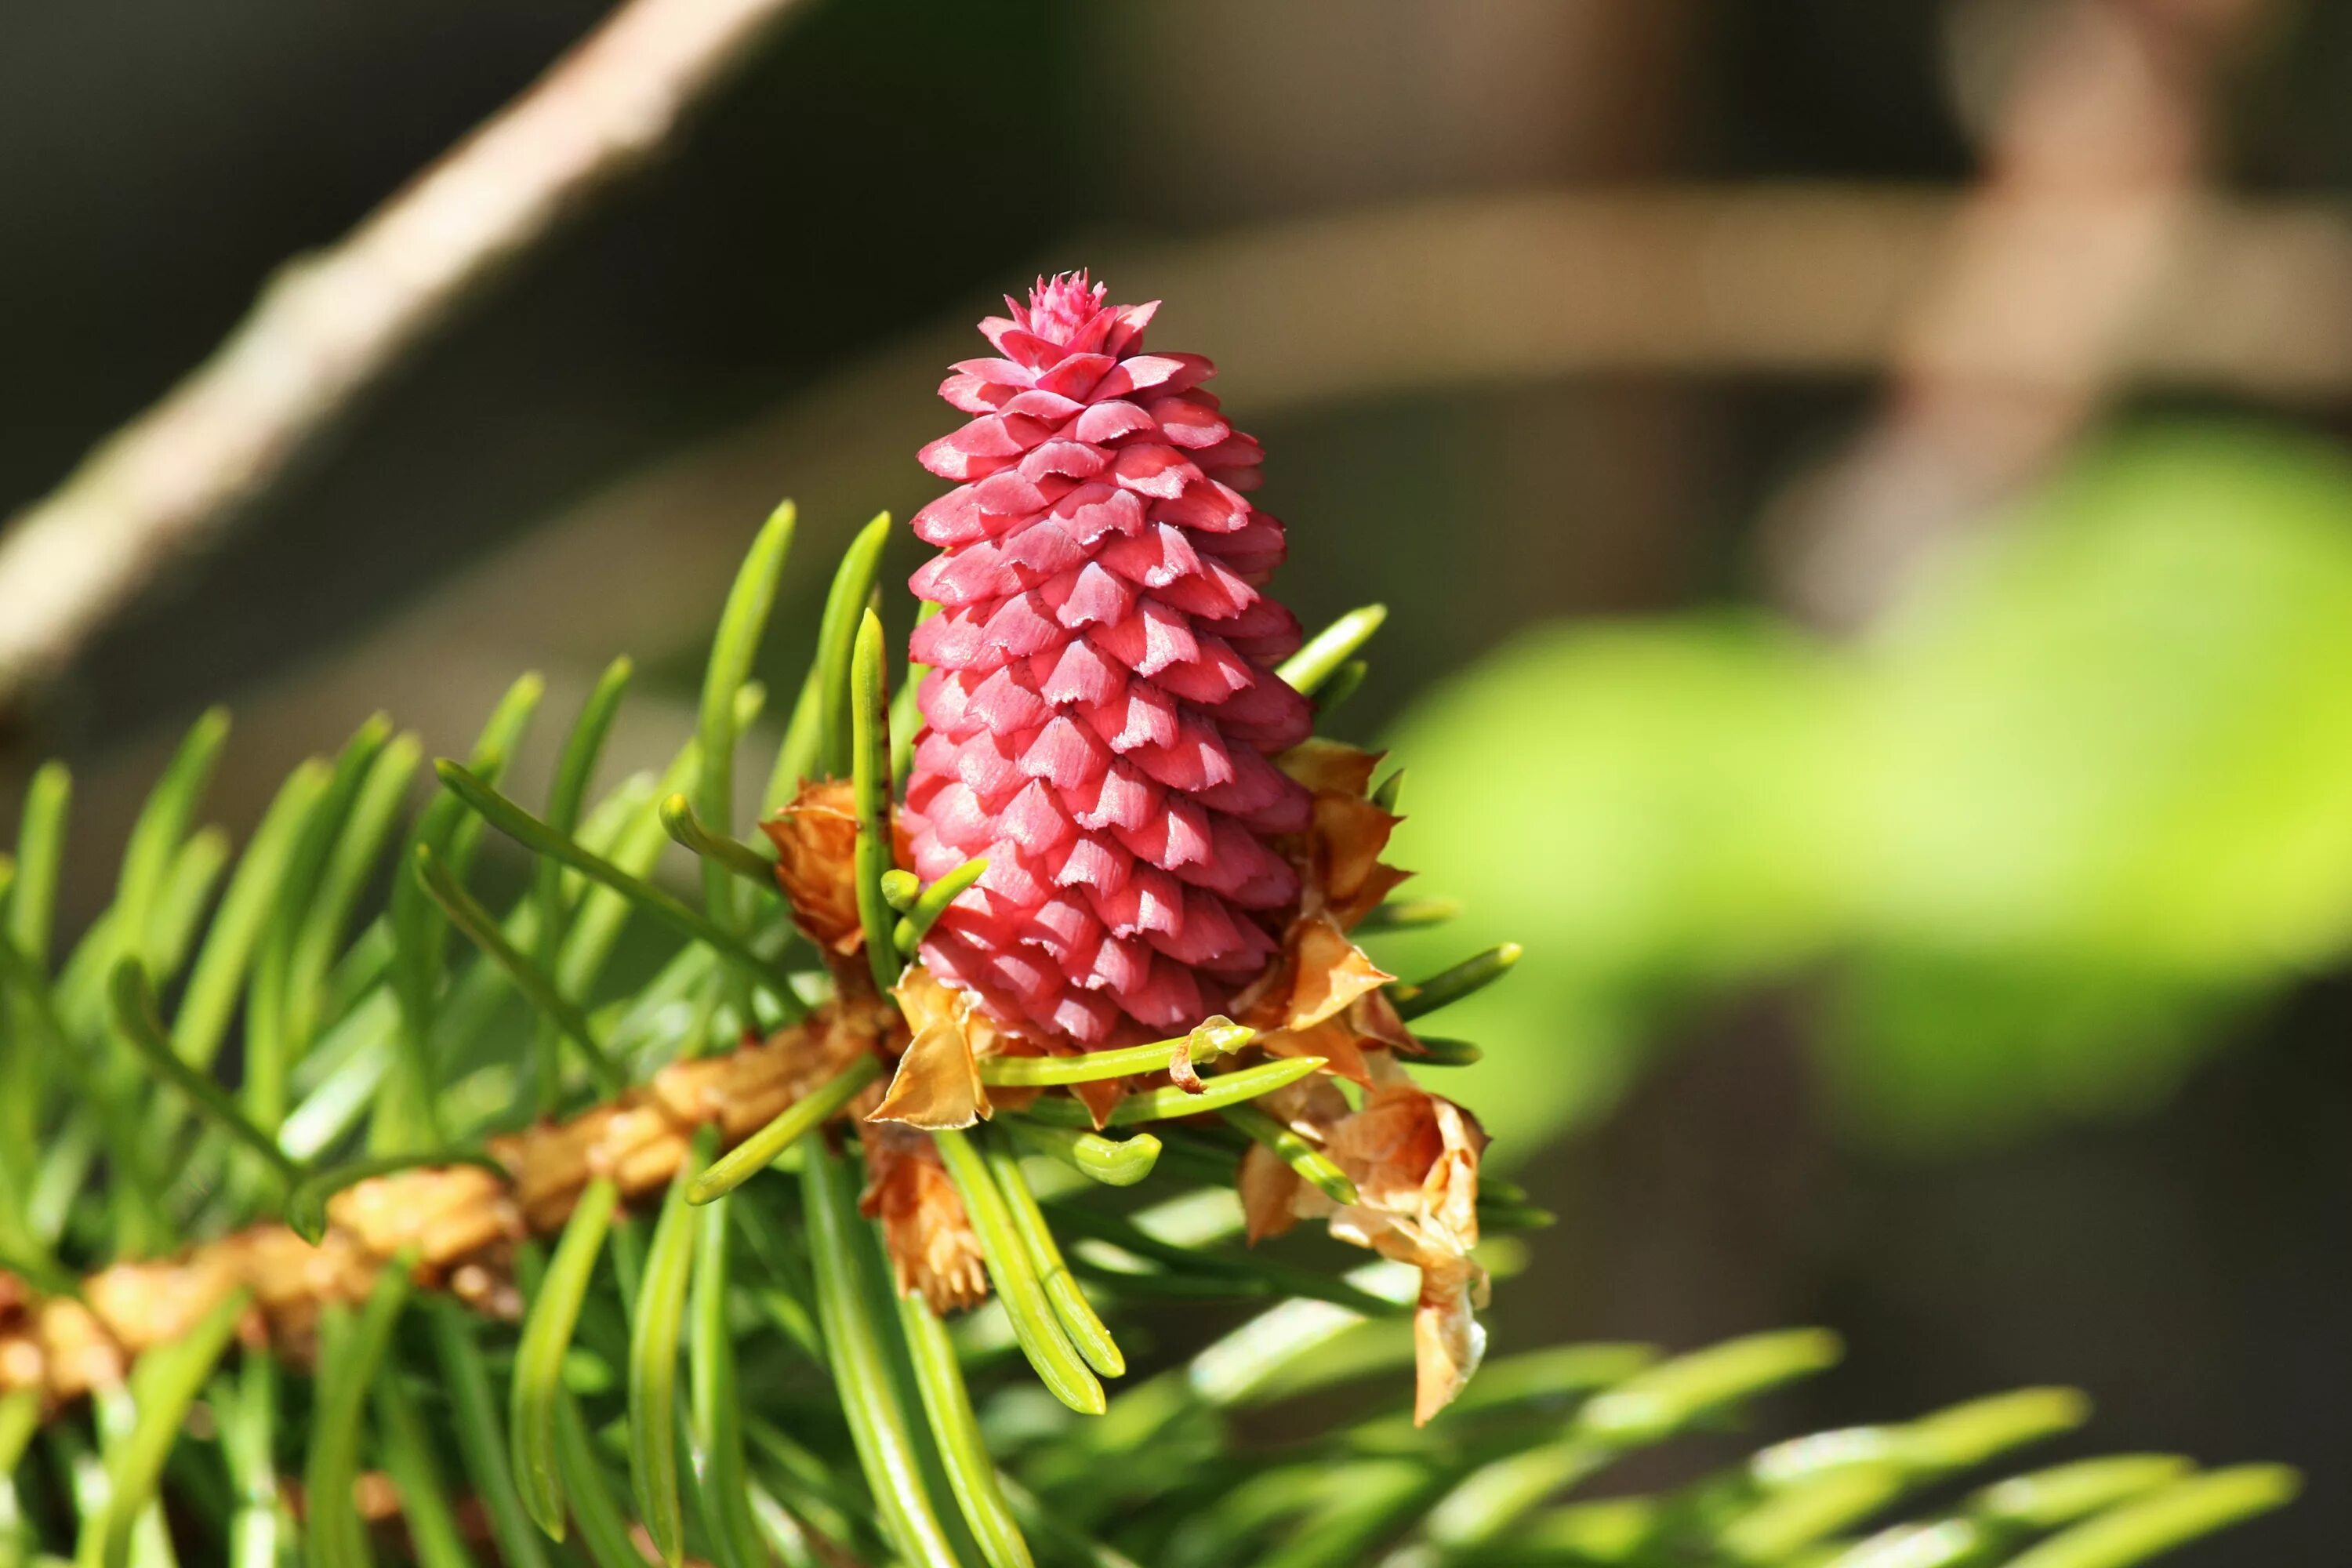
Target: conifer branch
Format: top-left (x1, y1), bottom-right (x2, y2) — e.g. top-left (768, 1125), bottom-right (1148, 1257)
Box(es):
top-left (0, 1000), bottom-right (887, 1410)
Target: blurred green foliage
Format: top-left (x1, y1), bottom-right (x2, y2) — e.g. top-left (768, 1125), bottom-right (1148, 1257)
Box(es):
top-left (1377, 423), bottom-right (2352, 1157)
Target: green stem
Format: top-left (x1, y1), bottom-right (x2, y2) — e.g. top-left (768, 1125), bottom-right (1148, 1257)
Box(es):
top-left (172, 761), bottom-right (328, 1086)
top-left (304, 1254), bottom-right (414, 1568)
top-left (94, 1290), bottom-right (249, 1568)
top-left (218, 1360), bottom-right (285, 1568)
top-left (1312, 659), bottom-right (1368, 718)
top-left (996, 1473), bottom-right (1145, 1568)
top-left (982, 1140), bottom-right (1124, 1379)
top-left (998, 1120), bottom-right (1160, 1187)
top-left (933, 1128), bottom-right (1104, 1415)
top-left (1277, 605), bottom-right (1387, 696)
top-left (1999, 1467), bottom-right (2301, 1568)
top-left (412, 843), bottom-right (626, 1098)
top-left (2, 763), bottom-right (69, 1169)
top-left (425, 1301), bottom-right (552, 1568)
top-left (536, 655), bottom-right (634, 1120)
top-left (892, 858), bottom-right (988, 955)
top-left (1223, 1104), bottom-right (1359, 1206)
top-left (553, 1395), bottom-right (644, 1568)
top-left (1389, 943), bottom-right (1522, 1021)
top-left (1351, 896), bottom-right (1461, 935)
top-left (689, 1189), bottom-right (766, 1568)
top-left (434, 760), bottom-right (802, 1018)
top-left (1046, 1204), bottom-right (1406, 1319)
top-left (627, 1147), bottom-right (703, 1567)
top-left (109, 961), bottom-right (302, 1190)
top-left (285, 734), bottom-right (419, 1054)
top-left (898, 1292), bottom-right (1036, 1568)
top-left (688, 1052), bottom-right (883, 1205)
top-left (660, 793), bottom-right (777, 887)
top-left (511, 1176), bottom-right (620, 1540)
top-left (1014, 1054), bottom-right (1327, 1127)
top-left (701, 503), bottom-right (797, 1020)
top-left (0, 938), bottom-right (136, 1267)
top-left (799, 1141), bottom-right (965, 1568)
top-left (981, 1022), bottom-right (1253, 1087)
top-left (850, 610), bottom-right (902, 999)
top-left (373, 1371), bottom-right (479, 1568)
top-left (817, 514), bottom-right (895, 779)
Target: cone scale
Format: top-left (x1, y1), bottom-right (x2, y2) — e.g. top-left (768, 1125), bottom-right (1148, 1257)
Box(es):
top-left (902, 273), bottom-right (1313, 1048)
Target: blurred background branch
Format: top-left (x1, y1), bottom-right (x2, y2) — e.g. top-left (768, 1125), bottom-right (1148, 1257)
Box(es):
top-left (1769, 0), bottom-right (2278, 627)
top-left (0, 0), bottom-right (813, 723)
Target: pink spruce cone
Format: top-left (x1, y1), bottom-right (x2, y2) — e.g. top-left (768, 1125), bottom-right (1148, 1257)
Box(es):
top-left (901, 273), bottom-right (1315, 1048)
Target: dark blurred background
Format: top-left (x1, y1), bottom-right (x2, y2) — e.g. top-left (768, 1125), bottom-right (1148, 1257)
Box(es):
top-left (3, 2), bottom-right (2347, 1558)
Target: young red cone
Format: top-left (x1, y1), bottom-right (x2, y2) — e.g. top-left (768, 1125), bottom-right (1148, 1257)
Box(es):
top-left (902, 272), bottom-right (1313, 1048)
